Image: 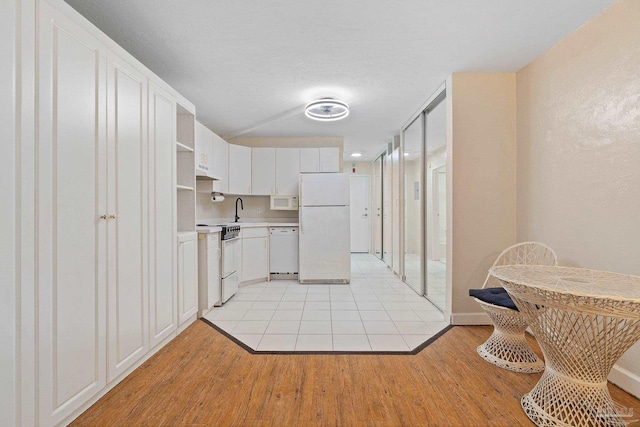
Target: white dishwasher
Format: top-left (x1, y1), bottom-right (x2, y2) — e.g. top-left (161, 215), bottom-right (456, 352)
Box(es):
top-left (269, 227), bottom-right (299, 276)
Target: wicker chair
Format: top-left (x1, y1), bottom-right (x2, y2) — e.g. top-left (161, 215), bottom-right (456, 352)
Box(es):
top-left (472, 242), bottom-right (558, 373)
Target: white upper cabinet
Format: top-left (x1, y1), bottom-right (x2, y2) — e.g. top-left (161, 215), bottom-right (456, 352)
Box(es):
top-left (319, 147), bottom-right (340, 172)
top-left (276, 148), bottom-right (300, 195)
top-left (195, 122), bottom-right (216, 178)
top-left (252, 147), bottom-right (276, 195)
top-left (228, 144), bottom-right (252, 194)
top-left (37, 3), bottom-right (107, 424)
top-left (106, 50), bottom-right (149, 383)
top-left (300, 148), bottom-right (320, 172)
top-left (212, 133), bottom-right (229, 192)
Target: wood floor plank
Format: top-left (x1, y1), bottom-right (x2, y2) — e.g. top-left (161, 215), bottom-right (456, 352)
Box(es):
top-left (71, 321), bottom-right (640, 426)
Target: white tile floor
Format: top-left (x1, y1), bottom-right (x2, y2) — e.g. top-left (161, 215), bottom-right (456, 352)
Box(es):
top-left (204, 254), bottom-right (449, 352)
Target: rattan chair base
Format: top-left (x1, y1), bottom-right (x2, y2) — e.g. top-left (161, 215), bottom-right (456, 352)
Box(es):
top-left (521, 369), bottom-right (628, 427)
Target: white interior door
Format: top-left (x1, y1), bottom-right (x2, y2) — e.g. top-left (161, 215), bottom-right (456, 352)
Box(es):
top-left (373, 157), bottom-right (383, 259)
top-left (349, 175), bottom-right (370, 253)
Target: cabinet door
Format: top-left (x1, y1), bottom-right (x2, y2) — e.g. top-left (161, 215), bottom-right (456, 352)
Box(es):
top-left (178, 233), bottom-right (198, 325)
top-left (106, 51), bottom-right (149, 382)
top-left (195, 122), bottom-right (206, 174)
top-left (212, 134), bottom-right (228, 192)
top-left (275, 148), bottom-right (300, 195)
top-left (300, 148), bottom-right (319, 172)
top-left (148, 81), bottom-right (177, 348)
top-left (228, 144), bottom-right (252, 194)
top-left (319, 147), bottom-right (340, 172)
top-left (198, 233), bottom-right (221, 311)
top-left (252, 147), bottom-right (276, 195)
top-left (37, 3), bottom-right (107, 424)
top-left (241, 237), bottom-right (268, 282)
top-left (203, 127), bottom-right (215, 177)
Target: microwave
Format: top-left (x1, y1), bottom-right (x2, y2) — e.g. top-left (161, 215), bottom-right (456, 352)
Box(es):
top-left (270, 195), bottom-right (298, 210)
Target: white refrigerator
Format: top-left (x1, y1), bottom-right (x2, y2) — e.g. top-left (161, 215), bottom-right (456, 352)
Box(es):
top-left (298, 173), bottom-right (351, 284)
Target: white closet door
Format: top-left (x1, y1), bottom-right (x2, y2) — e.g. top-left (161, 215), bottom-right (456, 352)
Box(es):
top-left (37, 3), bottom-right (107, 424)
top-left (148, 81), bottom-right (177, 348)
top-left (106, 51), bottom-right (149, 381)
top-left (252, 147), bottom-right (276, 195)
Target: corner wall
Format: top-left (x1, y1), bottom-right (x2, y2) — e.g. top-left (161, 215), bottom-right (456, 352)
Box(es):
top-left (515, 0), bottom-right (640, 396)
top-left (449, 73), bottom-right (517, 323)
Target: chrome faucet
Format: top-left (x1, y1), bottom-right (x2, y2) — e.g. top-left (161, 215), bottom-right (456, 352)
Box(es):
top-left (235, 198), bottom-right (244, 223)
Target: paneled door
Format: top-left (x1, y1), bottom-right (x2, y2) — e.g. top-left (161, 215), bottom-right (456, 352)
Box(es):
top-left (106, 51), bottom-right (149, 381)
top-left (148, 81), bottom-right (177, 348)
top-left (37, 3), bottom-right (107, 424)
top-left (349, 175), bottom-right (371, 252)
top-left (373, 156), bottom-right (383, 259)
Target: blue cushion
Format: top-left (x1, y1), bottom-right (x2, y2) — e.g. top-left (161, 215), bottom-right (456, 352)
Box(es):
top-left (469, 287), bottom-right (518, 311)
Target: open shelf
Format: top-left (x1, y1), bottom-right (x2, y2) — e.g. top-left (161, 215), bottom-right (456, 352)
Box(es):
top-left (176, 184), bottom-right (194, 191)
top-left (176, 141), bottom-right (194, 152)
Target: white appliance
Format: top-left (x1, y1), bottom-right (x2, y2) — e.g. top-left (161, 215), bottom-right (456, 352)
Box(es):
top-left (298, 173), bottom-right (351, 283)
top-left (270, 194), bottom-right (298, 210)
top-left (269, 227), bottom-right (299, 276)
top-left (219, 226), bottom-right (241, 304)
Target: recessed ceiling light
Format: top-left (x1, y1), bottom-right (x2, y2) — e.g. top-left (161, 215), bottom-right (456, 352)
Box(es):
top-left (351, 152), bottom-right (362, 158)
top-left (305, 98), bottom-right (349, 121)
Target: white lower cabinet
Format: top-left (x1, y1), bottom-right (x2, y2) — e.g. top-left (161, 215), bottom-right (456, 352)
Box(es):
top-left (178, 232), bottom-right (198, 326)
top-left (241, 228), bottom-right (269, 283)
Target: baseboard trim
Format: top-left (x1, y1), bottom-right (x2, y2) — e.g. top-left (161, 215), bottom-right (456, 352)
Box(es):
top-left (450, 312), bottom-right (491, 325)
top-left (608, 364), bottom-right (640, 399)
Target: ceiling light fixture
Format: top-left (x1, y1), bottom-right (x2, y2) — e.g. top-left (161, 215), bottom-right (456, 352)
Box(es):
top-left (351, 152), bottom-right (362, 158)
top-left (305, 98), bottom-right (349, 121)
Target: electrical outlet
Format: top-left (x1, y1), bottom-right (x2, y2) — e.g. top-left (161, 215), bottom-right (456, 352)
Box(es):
top-left (256, 207), bottom-right (262, 214)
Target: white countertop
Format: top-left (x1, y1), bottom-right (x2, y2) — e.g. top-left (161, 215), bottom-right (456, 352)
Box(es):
top-left (196, 222), bottom-right (298, 234)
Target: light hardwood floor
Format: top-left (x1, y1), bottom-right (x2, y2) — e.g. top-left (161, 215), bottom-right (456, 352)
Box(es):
top-left (72, 321), bottom-right (640, 426)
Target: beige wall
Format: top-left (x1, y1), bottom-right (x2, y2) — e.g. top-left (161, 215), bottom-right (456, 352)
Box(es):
top-left (450, 73), bottom-right (517, 317)
top-left (516, 0), bottom-right (640, 391)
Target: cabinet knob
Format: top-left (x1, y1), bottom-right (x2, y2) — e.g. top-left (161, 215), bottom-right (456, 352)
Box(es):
top-left (99, 214), bottom-right (107, 220)
top-left (109, 214), bottom-right (117, 219)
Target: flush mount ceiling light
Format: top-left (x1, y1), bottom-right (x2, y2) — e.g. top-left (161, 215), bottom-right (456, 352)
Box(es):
top-left (305, 98), bottom-right (349, 121)
top-left (351, 152), bottom-right (363, 158)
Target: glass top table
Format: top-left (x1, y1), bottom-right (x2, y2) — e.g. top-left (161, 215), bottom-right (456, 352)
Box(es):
top-left (491, 265), bottom-right (640, 427)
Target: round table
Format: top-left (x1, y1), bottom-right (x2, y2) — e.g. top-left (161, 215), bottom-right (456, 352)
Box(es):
top-left (490, 265), bottom-right (640, 427)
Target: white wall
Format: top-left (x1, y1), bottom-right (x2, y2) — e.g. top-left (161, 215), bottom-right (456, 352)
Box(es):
top-left (1, 1), bottom-right (18, 424)
top-left (516, 0), bottom-right (640, 396)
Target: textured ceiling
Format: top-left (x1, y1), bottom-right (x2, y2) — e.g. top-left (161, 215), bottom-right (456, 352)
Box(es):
top-left (64, 0), bottom-right (615, 160)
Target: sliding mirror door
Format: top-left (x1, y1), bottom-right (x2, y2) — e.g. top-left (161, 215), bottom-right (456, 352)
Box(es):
top-left (424, 93), bottom-right (447, 311)
top-left (402, 115), bottom-right (424, 294)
